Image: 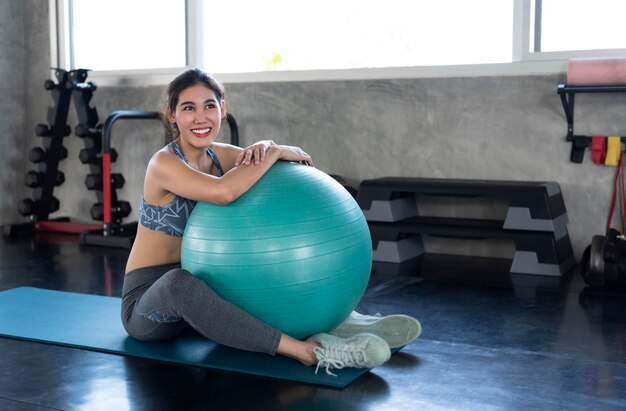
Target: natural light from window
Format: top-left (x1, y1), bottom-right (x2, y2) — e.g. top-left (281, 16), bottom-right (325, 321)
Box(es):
top-left (65, 0), bottom-right (626, 76)
top-left (539, 0), bottom-right (626, 52)
top-left (203, 0), bottom-right (513, 74)
top-left (71, 0), bottom-right (186, 71)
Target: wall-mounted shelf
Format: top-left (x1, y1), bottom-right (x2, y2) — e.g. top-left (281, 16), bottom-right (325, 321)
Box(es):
top-left (557, 84), bottom-right (626, 163)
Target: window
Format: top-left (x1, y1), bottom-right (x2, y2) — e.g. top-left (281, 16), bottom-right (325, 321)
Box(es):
top-left (203, 0), bottom-right (513, 74)
top-left (52, 0), bottom-right (626, 84)
top-left (64, 0), bottom-right (186, 71)
top-left (535, 0), bottom-right (626, 53)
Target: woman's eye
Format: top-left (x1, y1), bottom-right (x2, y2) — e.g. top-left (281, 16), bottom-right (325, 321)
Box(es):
top-left (182, 106), bottom-right (193, 111)
top-left (207, 104), bottom-right (216, 109)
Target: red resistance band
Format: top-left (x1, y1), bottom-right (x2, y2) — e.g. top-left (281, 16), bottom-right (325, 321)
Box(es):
top-left (591, 136), bottom-right (607, 164)
top-left (607, 151), bottom-right (625, 232)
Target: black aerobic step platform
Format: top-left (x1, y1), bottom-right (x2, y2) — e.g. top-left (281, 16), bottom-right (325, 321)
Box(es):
top-left (357, 177), bottom-right (574, 277)
top-left (368, 217), bottom-right (574, 277)
top-left (358, 177), bottom-right (567, 228)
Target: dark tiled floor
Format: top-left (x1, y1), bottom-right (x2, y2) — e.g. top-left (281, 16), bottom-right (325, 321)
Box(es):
top-left (1, 233), bottom-right (625, 410)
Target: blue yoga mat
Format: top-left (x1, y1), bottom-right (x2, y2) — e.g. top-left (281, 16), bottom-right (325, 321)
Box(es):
top-left (0, 287), bottom-right (381, 388)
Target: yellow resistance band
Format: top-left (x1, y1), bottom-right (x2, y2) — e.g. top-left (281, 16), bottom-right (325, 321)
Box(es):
top-left (605, 136), bottom-right (622, 166)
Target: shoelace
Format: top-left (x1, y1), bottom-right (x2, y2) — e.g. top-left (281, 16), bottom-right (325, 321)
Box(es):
top-left (313, 345), bottom-right (368, 377)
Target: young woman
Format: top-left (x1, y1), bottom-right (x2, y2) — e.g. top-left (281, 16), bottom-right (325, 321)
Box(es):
top-left (121, 68), bottom-right (420, 376)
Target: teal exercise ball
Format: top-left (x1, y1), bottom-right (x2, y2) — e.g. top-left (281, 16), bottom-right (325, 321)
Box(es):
top-left (181, 161), bottom-right (372, 339)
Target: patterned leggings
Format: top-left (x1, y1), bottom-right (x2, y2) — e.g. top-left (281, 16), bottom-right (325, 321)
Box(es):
top-left (121, 263), bottom-right (281, 354)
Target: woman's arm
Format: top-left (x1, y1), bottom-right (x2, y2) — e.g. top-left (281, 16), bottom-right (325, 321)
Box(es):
top-left (231, 140), bottom-right (313, 167)
top-left (148, 146), bottom-right (281, 206)
top-left (147, 144), bottom-right (311, 206)
top-left (235, 140), bottom-right (275, 166)
top-left (213, 140), bottom-right (314, 170)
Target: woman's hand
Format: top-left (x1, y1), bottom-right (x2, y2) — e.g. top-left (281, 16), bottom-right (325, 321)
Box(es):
top-left (274, 144), bottom-right (314, 166)
top-left (235, 140), bottom-right (275, 166)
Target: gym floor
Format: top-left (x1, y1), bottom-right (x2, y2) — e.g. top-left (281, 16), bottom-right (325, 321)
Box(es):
top-left (0, 234), bottom-right (625, 411)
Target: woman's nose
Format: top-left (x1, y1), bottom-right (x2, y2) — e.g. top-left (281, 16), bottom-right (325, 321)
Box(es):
top-left (194, 109), bottom-right (207, 122)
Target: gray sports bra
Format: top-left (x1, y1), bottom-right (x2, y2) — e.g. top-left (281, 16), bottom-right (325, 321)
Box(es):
top-left (138, 141), bottom-right (224, 237)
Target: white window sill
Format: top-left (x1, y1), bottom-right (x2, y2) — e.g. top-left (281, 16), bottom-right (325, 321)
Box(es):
top-left (75, 60), bottom-right (570, 88)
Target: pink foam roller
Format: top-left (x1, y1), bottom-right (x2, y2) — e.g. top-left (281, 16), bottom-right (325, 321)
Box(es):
top-left (567, 58), bottom-right (626, 85)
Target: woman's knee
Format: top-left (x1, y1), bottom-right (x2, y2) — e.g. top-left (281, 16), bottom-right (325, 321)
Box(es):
top-left (158, 267), bottom-right (192, 285)
top-left (157, 268), bottom-right (204, 301)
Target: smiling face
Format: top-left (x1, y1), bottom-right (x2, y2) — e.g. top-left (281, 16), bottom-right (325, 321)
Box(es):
top-left (168, 83), bottom-right (225, 148)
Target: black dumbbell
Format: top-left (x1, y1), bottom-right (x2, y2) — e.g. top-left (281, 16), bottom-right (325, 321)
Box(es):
top-left (49, 196), bottom-right (60, 213)
top-left (35, 124), bottom-right (51, 137)
top-left (24, 171), bottom-right (43, 187)
top-left (44, 80), bottom-right (56, 90)
top-left (25, 171), bottom-right (65, 188)
top-left (79, 148), bottom-right (98, 164)
top-left (90, 203), bottom-right (104, 221)
top-left (60, 146), bottom-right (69, 160)
top-left (90, 201), bottom-right (132, 221)
top-left (111, 173), bottom-right (125, 189)
top-left (84, 174), bottom-right (100, 190)
top-left (18, 198), bottom-right (60, 216)
top-left (18, 199), bottom-right (36, 216)
top-left (29, 146), bottom-right (68, 163)
top-left (84, 173), bottom-right (125, 190)
top-left (35, 124), bottom-right (72, 137)
top-left (29, 147), bottom-right (47, 163)
top-left (80, 148), bottom-right (118, 164)
top-left (115, 201), bottom-right (132, 218)
top-left (55, 171), bottom-right (65, 186)
top-left (75, 124), bottom-right (101, 138)
top-left (17, 197), bottom-right (58, 215)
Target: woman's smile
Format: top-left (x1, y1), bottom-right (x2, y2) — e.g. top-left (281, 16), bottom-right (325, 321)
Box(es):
top-left (191, 127), bottom-right (213, 138)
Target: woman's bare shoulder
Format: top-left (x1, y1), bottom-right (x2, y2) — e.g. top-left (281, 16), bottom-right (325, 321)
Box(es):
top-left (211, 142), bottom-right (242, 154)
top-left (148, 145), bottom-right (180, 171)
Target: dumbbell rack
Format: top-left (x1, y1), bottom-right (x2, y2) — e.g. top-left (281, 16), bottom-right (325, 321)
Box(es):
top-left (3, 69), bottom-right (133, 239)
top-left (2, 69), bottom-right (101, 237)
top-left (79, 112), bottom-right (241, 249)
top-left (70, 70), bottom-right (133, 232)
top-left (79, 111), bottom-right (161, 249)
top-left (4, 68), bottom-right (242, 248)
top-left (357, 177), bottom-right (575, 277)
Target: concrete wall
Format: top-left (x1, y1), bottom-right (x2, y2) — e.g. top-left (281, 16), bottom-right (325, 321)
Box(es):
top-left (0, 0), bottom-right (27, 224)
top-left (3, 0), bottom-right (625, 260)
top-left (222, 77), bottom-right (625, 258)
top-left (0, 0), bottom-right (53, 225)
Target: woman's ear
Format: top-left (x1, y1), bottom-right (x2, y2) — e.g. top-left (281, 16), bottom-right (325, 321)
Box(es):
top-left (167, 107), bottom-right (176, 124)
top-left (221, 100), bottom-right (227, 119)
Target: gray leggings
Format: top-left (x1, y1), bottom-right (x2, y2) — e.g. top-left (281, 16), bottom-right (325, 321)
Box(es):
top-left (121, 263), bottom-right (281, 355)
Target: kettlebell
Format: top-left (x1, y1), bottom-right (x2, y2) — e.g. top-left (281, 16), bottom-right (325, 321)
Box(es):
top-left (581, 228), bottom-right (626, 287)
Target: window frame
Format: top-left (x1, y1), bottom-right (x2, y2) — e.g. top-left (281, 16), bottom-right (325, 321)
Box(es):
top-left (49, 0), bottom-right (197, 84)
top-left (519, 0), bottom-right (626, 62)
top-left (49, 0), bottom-right (626, 86)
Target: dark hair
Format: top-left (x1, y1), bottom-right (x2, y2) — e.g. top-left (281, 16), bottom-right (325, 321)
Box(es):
top-left (162, 68), bottom-right (226, 142)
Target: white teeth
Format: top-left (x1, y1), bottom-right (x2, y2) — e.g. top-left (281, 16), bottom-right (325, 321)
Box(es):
top-left (192, 128), bottom-right (211, 133)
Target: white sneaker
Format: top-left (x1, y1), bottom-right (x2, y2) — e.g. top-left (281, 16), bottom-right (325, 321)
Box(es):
top-left (331, 313), bottom-right (422, 349)
top-left (306, 333), bottom-right (391, 376)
